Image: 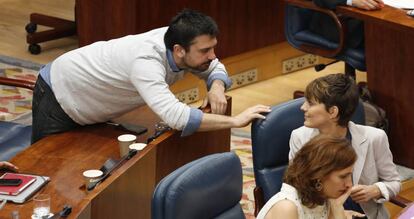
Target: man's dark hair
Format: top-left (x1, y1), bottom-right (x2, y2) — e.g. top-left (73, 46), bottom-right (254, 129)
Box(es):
top-left (164, 9), bottom-right (219, 51)
top-left (305, 73), bottom-right (359, 127)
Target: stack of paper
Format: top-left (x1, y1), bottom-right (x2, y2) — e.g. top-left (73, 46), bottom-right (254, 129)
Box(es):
top-left (384, 0), bottom-right (414, 9)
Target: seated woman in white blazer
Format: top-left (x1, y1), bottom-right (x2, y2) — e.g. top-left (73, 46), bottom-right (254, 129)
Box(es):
top-left (258, 135), bottom-right (365, 219)
top-left (289, 73), bottom-right (400, 219)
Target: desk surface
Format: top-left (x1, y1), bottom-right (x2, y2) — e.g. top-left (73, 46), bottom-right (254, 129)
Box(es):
top-left (337, 5), bottom-right (414, 33)
top-left (0, 103), bottom-right (231, 218)
top-left (1, 124), bottom-right (145, 218)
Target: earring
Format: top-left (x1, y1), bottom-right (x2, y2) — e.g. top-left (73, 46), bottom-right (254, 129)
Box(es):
top-left (315, 179), bottom-right (323, 191)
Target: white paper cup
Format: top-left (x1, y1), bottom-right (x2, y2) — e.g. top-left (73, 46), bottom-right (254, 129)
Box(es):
top-left (129, 143), bottom-right (147, 151)
top-left (83, 169), bottom-right (103, 188)
top-left (118, 134), bottom-right (137, 157)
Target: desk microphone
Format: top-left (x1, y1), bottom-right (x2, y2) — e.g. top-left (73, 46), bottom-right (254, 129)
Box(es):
top-left (146, 126), bottom-right (171, 144)
top-left (87, 149), bottom-right (138, 191)
top-left (314, 60), bottom-right (340, 72)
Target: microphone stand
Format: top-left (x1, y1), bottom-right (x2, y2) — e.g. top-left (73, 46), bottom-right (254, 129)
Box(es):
top-left (87, 149), bottom-right (138, 191)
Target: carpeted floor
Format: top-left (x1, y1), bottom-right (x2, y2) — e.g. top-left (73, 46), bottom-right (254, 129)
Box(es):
top-left (231, 130), bottom-right (256, 218)
top-left (0, 54), bottom-right (40, 122)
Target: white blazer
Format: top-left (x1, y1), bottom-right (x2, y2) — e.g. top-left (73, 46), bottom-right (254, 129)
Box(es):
top-left (289, 122), bottom-right (401, 219)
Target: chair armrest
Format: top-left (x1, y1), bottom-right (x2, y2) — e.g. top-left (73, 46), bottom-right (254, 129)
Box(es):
top-left (0, 76), bottom-right (35, 90)
top-left (254, 186), bottom-right (265, 217)
top-left (285, 0), bottom-right (345, 57)
top-left (390, 195), bottom-right (411, 208)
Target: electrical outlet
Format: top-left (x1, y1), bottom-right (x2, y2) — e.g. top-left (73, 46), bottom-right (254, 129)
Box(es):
top-left (229, 68), bottom-right (258, 90)
top-left (282, 54), bottom-right (319, 74)
top-left (175, 87), bottom-right (199, 104)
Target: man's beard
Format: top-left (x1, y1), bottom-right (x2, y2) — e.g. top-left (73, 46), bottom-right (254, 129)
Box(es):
top-left (184, 60), bottom-right (211, 73)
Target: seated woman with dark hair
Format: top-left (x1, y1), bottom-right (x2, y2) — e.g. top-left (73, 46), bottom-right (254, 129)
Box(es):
top-left (289, 73), bottom-right (400, 219)
top-left (257, 135), bottom-right (364, 219)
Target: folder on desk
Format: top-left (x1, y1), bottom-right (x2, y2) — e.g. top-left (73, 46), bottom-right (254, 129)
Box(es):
top-left (0, 174), bottom-right (49, 203)
top-left (0, 173), bottom-right (36, 195)
top-left (384, 0), bottom-right (414, 9)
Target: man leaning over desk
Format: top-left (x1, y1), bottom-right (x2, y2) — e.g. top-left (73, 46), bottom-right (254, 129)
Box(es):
top-left (31, 9), bottom-right (271, 143)
top-left (310, 0), bottom-right (384, 49)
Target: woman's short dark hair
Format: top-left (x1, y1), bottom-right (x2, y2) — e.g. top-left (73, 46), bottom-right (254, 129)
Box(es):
top-left (284, 134), bottom-right (356, 208)
top-left (164, 9), bottom-right (219, 51)
top-left (305, 73), bottom-right (359, 127)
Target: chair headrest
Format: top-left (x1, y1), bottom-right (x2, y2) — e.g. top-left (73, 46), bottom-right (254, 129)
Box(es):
top-left (152, 152), bottom-right (244, 219)
top-left (252, 98), bottom-right (305, 170)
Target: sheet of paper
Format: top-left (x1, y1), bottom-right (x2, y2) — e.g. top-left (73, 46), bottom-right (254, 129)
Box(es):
top-left (384, 0), bottom-right (414, 9)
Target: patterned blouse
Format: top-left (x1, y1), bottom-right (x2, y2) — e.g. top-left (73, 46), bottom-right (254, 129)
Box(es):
top-left (257, 183), bottom-right (329, 219)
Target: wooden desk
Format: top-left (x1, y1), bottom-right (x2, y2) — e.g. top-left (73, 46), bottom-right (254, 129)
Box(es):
top-left (75, 0), bottom-right (286, 59)
top-left (0, 103), bottom-right (231, 218)
top-left (337, 5), bottom-right (414, 168)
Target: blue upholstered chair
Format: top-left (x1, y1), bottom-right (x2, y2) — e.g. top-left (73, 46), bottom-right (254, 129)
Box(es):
top-left (152, 152), bottom-right (245, 219)
top-left (251, 97), bottom-right (365, 215)
top-left (0, 76), bottom-right (35, 161)
top-left (285, 0), bottom-right (366, 79)
top-left (0, 122), bottom-right (32, 161)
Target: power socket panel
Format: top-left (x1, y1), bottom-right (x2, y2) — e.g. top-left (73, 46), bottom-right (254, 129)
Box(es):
top-left (229, 68), bottom-right (258, 90)
top-left (282, 54), bottom-right (319, 74)
top-left (175, 87), bottom-right (199, 104)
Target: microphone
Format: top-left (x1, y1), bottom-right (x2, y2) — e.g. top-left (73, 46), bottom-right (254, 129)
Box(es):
top-left (87, 149), bottom-right (138, 191)
top-left (314, 60), bottom-right (340, 72)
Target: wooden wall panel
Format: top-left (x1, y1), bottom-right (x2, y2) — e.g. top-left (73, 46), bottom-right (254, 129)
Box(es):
top-left (76, 0), bottom-right (286, 58)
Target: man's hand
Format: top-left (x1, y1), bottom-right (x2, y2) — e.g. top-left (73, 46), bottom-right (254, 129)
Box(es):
top-left (198, 104), bottom-right (271, 132)
top-left (352, 0), bottom-right (384, 10)
top-left (0, 161), bottom-right (18, 171)
top-left (202, 80), bottom-right (227, 115)
top-left (350, 184), bottom-right (382, 203)
top-left (232, 105), bottom-right (271, 127)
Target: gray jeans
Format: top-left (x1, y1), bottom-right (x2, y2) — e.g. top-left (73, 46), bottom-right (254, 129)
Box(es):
top-left (31, 75), bottom-right (80, 143)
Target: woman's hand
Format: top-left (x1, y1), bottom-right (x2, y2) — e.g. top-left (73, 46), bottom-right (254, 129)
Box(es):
top-left (328, 188), bottom-right (365, 219)
top-left (351, 184), bottom-right (381, 203)
top-left (344, 210), bottom-right (366, 219)
top-left (0, 161), bottom-right (18, 171)
top-left (329, 187), bottom-right (352, 208)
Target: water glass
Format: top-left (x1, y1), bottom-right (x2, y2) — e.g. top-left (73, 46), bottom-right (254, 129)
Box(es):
top-left (33, 194), bottom-right (50, 218)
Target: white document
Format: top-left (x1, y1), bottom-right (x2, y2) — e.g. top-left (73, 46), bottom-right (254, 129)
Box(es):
top-left (384, 0), bottom-right (414, 9)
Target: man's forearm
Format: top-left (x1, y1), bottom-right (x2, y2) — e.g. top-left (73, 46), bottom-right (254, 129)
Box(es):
top-left (210, 79), bottom-right (225, 92)
top-left (197, 113), bottom-right (236, 131)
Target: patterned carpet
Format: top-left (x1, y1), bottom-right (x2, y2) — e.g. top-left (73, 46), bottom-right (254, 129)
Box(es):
top-left (231, 130), bottom-right (256, 218)
top-left (0, 54), bottom-right (40, 122)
